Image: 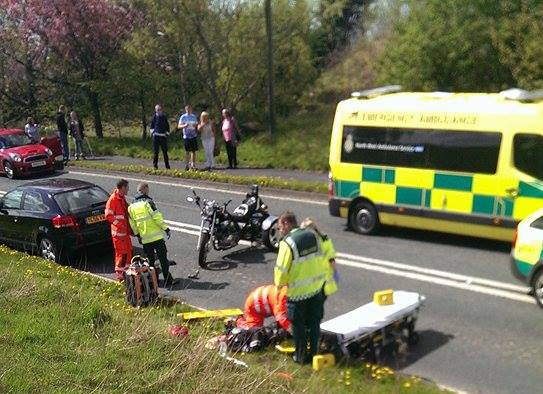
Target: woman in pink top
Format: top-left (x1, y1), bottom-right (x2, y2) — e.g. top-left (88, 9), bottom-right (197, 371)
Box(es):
top-left (221, 108), bottom-right (240, 169)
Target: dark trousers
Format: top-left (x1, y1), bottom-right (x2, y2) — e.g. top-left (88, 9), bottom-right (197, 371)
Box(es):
top-left (153, 136), bottom-right (170, 169)
top-left (59, 132), bottom-right (69, 160)
top-left (287, 291), bottom-right (325, 363)
top-left (225, 141), bottom-right (237, 168)
top-left (142, 239), bottom-right (170, 281)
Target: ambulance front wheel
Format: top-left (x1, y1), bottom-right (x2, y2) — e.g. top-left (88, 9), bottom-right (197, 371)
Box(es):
top-left (532, 269), bottom-right (543, 308)
top-left (349, 201), bottom-right (380, 235)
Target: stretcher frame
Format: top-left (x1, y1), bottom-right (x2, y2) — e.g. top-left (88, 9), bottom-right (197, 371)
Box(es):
top-left (319, 291), bottom-right (425, 363)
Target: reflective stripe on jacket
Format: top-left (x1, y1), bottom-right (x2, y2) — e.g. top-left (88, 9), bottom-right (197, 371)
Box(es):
top-left (244, 285), bottom-right (290, 331)
top-left (321, 237), bottom-right (338, 296)
top-left (105, 190), bottom-right (130, 239)
top-left (128, 200), bottom-right (168, 244)
top-left (274, 228), bottom-right (328, 301)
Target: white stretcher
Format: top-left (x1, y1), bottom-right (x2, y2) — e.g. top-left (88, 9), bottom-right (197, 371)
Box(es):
top-left (320, 291), bottom-right (425, 361)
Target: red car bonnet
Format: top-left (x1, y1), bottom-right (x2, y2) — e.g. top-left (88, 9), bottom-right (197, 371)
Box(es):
top-left (0, 129), bottom-right (49, 156)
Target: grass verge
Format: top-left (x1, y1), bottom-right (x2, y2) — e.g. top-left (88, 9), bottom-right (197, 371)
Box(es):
top-left (0, 245), bottom-right (448, 394)
top-left (67, 161), bottom-right (328, 194)
top-left (85, 108), bottom-right (334, 172)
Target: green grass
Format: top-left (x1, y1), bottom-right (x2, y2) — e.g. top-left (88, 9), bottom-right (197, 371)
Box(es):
top-left (68, 161), bottom-right (328, 194)
top-left (0, 245), bottom-right (448, 394)
top-left (88, 108), bottom-right (334, 172)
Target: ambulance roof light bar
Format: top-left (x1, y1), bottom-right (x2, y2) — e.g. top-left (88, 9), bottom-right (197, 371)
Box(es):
top-left (351, 85), bottom-right (402, 99)
top-left (499, 88), bottom-right (543, 102)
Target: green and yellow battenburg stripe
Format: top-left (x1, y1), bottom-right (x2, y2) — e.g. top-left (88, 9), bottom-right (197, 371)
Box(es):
top-left (332, 163), bottom-right (543, 240)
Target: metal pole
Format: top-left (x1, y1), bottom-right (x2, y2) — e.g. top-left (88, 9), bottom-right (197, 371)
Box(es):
top-left (265, 0), bottom-right (276, 139)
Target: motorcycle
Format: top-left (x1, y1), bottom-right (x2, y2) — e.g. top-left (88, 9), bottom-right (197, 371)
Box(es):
top-left (186, 185), bottom-right (281, 269)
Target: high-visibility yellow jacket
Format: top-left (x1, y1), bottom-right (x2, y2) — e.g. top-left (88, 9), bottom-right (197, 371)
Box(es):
top-left (274, 228), bottom-right (328, 301)
top-left (128, 200), bottom-right (168, 244)
top-left (321, 236), bottom-right (338, 296)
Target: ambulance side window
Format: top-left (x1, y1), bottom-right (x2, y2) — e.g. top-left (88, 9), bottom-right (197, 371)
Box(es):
top-left (513, 134), bottom-right (543, 181)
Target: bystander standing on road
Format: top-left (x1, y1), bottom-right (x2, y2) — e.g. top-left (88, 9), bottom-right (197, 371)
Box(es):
top-left (69, 111), bottom-right (85, 160)
top-left (221, 108), bottom-right (240, 169)
top-left (105, 179), bottom-right (133, 282)
top-left (274, 211), bottom-right (329, 364)
top-left (24, 117), bottom-right (40, 143)
top-left (300, 218), bottom-right (339, 298)
top-left (150, 104), bottom-right (171, 170)
top-left (198, 111), bottom-right (215, 171)
top-left (56, 105), bottom-right (69, 162)
top-left (128, 182), bottom-right (179, 287)
top-left (178, 104), bottom-right (198, 170)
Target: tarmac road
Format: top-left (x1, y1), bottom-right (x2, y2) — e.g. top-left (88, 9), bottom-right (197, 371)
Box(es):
top-left (1, 169), bottom-right (542, 394)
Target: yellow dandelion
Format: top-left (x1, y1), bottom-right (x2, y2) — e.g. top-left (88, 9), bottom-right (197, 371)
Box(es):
top-left (403, 382), bottom-right (411, 388)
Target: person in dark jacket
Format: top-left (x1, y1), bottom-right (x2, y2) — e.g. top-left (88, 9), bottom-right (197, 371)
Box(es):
top-left (56, 105), bottom-right (69, 162)
top-left (150, 104), bottom-right (171, 170)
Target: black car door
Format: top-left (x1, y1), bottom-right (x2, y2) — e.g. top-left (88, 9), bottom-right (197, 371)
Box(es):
top-left (20, 191), bottom-right (51, 253)
top-left (0, 189), bottom-right (24, 246)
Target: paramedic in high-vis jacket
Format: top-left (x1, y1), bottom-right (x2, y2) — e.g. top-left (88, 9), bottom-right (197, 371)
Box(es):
top-left (128, 182), bottom-right (179, 287)
top-left (274, 211), bottom-right (330, 364)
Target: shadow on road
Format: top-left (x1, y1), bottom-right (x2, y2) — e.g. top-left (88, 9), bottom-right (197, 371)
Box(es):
top-left (168, 278), bottom-right (229, 291)
top-left (344, 225), bottom-right (511, 253)
top-left (222, 246), bottom-right (272, 265)
top-left (385, 329), bottom-right (455, 370)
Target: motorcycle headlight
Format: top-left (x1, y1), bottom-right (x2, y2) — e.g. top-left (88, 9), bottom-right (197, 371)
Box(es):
top-left (9, 153), bottom-right (22, 162)
top-left (45, 148), bottom-right (53, 156)
top-left (203, 202), bottom-right (215, 216)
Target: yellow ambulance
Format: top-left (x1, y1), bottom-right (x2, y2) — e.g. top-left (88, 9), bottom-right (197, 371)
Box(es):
top-left (328, 86), bottom-right (543, 241)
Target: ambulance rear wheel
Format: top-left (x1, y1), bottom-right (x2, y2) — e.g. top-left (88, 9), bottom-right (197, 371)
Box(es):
top-left (349, 201), bottom-right (379, 235)
top-left (532, 269), bottom-right (543, 308)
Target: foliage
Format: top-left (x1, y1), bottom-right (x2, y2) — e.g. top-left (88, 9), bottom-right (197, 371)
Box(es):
top-left (0, 0), bottom-right (136, 136)
top-left (376, 0), bottom-right (518, 92)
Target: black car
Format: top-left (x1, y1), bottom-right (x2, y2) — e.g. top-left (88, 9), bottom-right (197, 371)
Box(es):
top-left (0, 178), bottom-right (112, 261)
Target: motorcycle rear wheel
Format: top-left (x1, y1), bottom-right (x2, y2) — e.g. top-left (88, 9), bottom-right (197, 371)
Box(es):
top-left (198, 232), bottom-right (211, 269)
top-left (263, 219), bottom-right (280, 251)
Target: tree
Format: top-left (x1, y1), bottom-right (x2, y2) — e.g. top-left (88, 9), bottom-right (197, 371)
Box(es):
top-left (0, 0), bottom-right (136, 137)
top-left (376, 0), bottom-right (514, 92)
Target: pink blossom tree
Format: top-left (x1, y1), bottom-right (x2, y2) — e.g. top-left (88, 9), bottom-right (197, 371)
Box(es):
top-left (0, 0), bottom-right (136, 137)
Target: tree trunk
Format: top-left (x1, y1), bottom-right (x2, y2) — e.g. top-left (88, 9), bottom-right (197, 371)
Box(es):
top-left (265, 0), bottom-right (276, 139)
top-left (140, 89), bottom-right (147, 140)
top-left (87, 90), bottom-right (104, 138)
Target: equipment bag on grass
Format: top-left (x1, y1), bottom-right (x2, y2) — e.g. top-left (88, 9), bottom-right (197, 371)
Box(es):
top-left (125, 255), bottom-right (159, 307)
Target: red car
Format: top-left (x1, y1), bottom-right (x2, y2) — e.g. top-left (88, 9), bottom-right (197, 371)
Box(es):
top-left (0, 128), bottom-right (64, 179)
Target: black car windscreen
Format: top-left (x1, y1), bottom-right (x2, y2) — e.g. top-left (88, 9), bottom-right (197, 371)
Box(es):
top-left (341, 126), bottom-right (502, 174)
top-left (54, 186), bottom-right (109, 214)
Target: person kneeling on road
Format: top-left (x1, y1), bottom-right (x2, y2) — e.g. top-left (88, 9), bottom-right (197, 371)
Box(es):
top-left (236, 284), bottom-right (291, 333)
top-left (128, 182), bottom-right (179, 287)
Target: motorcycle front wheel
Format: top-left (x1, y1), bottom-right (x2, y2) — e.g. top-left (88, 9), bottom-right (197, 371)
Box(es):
top-left (263, 219), bottom-right (280, 251)
top-left (198, 232), bottom-right (211, 269)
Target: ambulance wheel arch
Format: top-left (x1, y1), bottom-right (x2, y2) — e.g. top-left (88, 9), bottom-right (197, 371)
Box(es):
top-left (348, 198), bottom-right (380, 235)
top-left (530, 266), bottom-right (543, 308)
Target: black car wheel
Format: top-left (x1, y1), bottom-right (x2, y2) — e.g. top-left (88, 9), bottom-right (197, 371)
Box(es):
top-left (38, 236), bottom-right (59, 262)
top-left (532, 269), bottom-right (543, 308)
top-left (3, 161), bottom-right (15, 179)
top-left (349, 200), bottom-right (380, 235)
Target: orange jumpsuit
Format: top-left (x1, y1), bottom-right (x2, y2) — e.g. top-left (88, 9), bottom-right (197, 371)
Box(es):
top-left (105, 189), bottom-right (132, 281)
top-left (237, 285), bottom-right (290, 331)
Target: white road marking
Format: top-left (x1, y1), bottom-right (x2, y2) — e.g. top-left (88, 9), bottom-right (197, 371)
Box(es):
top-left (163, 217), bottom-right (534, 304)
top-left (336, 252), bottom-right (530, 294)
top-left (67, 170), bottom-right (328, 206)
top-left (0, 186), bottom-right (532, 304)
